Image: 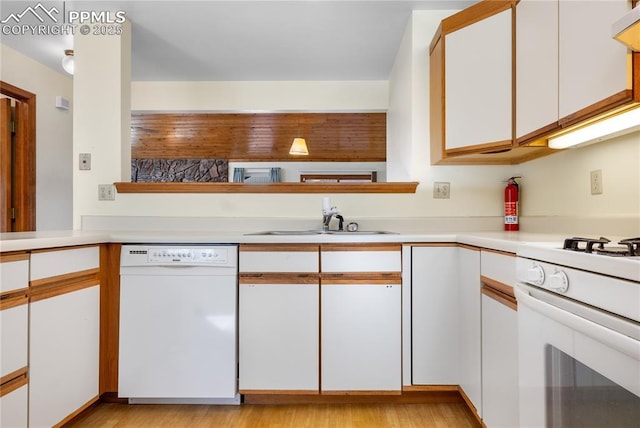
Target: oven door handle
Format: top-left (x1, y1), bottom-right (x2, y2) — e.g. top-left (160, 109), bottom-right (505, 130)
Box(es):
top-left (515, 283), bottom-right (640, 360)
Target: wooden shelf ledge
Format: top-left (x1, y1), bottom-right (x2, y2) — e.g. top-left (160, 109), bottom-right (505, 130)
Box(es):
top-left (114, 182), bottom-right (419, 194)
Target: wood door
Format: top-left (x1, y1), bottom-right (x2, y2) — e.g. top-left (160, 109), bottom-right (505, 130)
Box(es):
top-left (0, 98), bottom-right (11, 231)
top-left (0, 82), bottom-right (36, 232)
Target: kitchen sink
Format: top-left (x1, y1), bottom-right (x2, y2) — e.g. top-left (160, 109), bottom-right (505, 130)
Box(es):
top-left (246, 230), bottom-right (397, 236)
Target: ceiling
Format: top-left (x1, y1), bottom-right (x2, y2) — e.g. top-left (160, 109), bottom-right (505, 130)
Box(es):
top-left (1, 1), bottom-right (473, 81)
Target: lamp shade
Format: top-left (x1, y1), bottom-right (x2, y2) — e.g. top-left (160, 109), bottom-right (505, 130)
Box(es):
top-left (289, 137), bottom-right (309, 155)
top-left (62, 49), bottom-right (74, 75)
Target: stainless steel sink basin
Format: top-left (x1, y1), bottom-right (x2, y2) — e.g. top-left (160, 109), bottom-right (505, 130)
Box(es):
top-left (246, 230), bottom-right (397, 236)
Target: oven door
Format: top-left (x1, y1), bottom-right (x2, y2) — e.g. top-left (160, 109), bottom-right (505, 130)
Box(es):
top-left (515, 283), bottom-right (640, 428)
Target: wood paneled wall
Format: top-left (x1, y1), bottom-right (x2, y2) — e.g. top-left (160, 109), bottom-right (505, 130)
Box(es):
top-left (131, 112), bottom-right (386, 162)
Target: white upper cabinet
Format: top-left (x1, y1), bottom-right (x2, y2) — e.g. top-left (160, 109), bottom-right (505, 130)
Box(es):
top-left (558, 0), bottom-right (630, 119)
top-left (515, 0), bottom-right (559, 140)
top-left (516, 0), bottom-right (633, 143)
top-left (445, 9), bottom-right (512, 151)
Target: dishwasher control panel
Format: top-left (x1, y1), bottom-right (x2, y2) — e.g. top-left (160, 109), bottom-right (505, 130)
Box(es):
top-left (122, 245), bottom-right (235, 266)
top-left (148, 248), bottom-right (226, 264)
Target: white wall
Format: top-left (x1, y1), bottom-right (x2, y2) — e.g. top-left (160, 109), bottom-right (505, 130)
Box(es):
top-left (70, 9), bottom-right (639, 234)
top-left (520, 131), bottom-right (640, 218)
top-left (0, 44), bottom-right (73, 230)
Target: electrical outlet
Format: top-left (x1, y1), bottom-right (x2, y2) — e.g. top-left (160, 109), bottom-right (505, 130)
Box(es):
top-left (590, 170), bottom-right (603, 195)
top-left (79, 153), bottom-right (91, 170)
top-left (434, 182), bottom-right (450, 199)
top-left (98, 184), bottom-right (116, 201)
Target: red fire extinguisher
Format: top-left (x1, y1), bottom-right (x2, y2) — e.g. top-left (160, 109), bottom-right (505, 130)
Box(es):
top-left (504, 177), bottom-right (520, 231)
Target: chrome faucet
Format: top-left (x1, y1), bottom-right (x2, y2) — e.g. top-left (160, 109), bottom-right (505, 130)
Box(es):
top-left (322, 205), bottom-right (340, 231)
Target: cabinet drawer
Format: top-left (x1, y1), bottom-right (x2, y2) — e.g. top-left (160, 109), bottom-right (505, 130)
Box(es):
top-left (0, 254), bottom-right (29, 294)
top-left (0, 303), bottom-right (28, 378)
top-left (481, 250), bottom-right (516, 286)
top-left (30, 246), bottom-right (99, 281)
top-left (239, 244), bottom-right (319, 273)
top-left (321, 244), bottom-right (401, 273)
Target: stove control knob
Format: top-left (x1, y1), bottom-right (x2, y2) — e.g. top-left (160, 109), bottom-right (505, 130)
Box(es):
top-left (527, 263), bottom-right (545, 285)
top-left (548, 269), bottom-right (569, 293)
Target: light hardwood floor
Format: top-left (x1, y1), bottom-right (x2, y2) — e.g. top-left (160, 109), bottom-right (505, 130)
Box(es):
top-left (68, 403), bottom-right (480, 428)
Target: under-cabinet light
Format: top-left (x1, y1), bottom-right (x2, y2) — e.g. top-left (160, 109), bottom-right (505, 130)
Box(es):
top-left (548, 108), bottom-right (640, 149)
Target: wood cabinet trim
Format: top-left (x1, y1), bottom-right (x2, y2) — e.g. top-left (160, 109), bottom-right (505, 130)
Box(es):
top-left (0, 252), bottom-right (29, 262)
top-left (114, 182), bottom-right (419, 194)
top-left (320, 272), bottom-right (402, 284)
top-left (0, 290), bottom-right (28, 310)
top-left (410, 243), bottom-right (457, 248)
top-left (0, 367), bottom-right (28, 398)
top-left (320, 390), bottom-right (402, 396)
top-left (30, 244), bottom-right (100, 254)
top-left (239, 389), bottom-right (320, 395)
top-left (481, 248), bottom-right (515, 257)
top-left (29, 268), bottom-right (100, 302)
top-left (444, 140), bottom-right (514, 157)
top-left (481, 283), bottom-right (517, 311)
top-left (457, 244), bottom-right (480, 251)
top-left (481, 275), bottom-right (515, 298)
top-left (100, 243), bottom-right (121, 395)
top-left (240, 244), bottom-right (320, 252)
top-left (320, 243), bottom-right (401, 252)
top-left (438, 0), bottom-right (516, 37)
top-left (240, 273), bottom-right (319, 284)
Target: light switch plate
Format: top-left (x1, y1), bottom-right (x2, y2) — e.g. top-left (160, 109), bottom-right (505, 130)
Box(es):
top-left (590, 170), bottom-right (603, 195)
top-left (79, 153), bottom-right (91, 170)
top-left (98, 184), bottom-right (115, 201)
top-left (434, 182), bottom-right (450, 199)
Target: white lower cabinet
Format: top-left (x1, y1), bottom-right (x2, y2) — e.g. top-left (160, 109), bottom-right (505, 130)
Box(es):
top-left (321, 282), bottom-right (401, 392)
top-left (481, 293), bottom-right (519, 428)
top-left (29, 285), bottom-right (100, 427)
top-left (458, 246), bottom-right (481, 416)
top-left (1, 384), bottom-right (28, 428)
top-left (1, 252), bottom-right (30, 428)
top-left (239, 280), bottom-right (319, 392)
top-left (411, 246), bottom-right (459, 384)
top-left (29, 246), bottom-right (100, 427)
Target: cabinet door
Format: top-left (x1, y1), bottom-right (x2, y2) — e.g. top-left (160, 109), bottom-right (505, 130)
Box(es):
top-left (321, 282), bottom-right (401, 392)
top-left (29, 246), bottom-right (100, 428)
top-left (239, 279), bottom-right (319, 392)
top-left (559, 0), bottom-right (629, 119)
top-left (515, 0), bottom-right (558, 140)
top-left (458, 247), bottom-right (481, 416)
top-left (0, 384), bottom-right (28, 428)
top-left (411, 246), bottom-right (458, 385)
top-left (445, 8), bottom-right (512, 151)
top-left (482, 294), bottom-right (519, 428)
top-left (29, 285), bottom-right (100, 427)
top-left (1, 303), bottom-right (28, 379)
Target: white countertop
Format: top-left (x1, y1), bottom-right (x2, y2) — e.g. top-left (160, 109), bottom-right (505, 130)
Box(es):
top-left (2, 228), bottom-right (637, 282)
top-left (0, 228), bottom-right (562, 254)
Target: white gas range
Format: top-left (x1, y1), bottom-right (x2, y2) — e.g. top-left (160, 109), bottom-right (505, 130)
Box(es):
top-left (515, 236), bottom-right (640, 427)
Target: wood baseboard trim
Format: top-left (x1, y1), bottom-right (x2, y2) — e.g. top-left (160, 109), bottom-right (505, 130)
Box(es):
top-left (243, 389), bottom-right (464, 405)
top-left (55, 394), bottom-right (100, 428)
top-left (457, 387), bottom-right (485, 427)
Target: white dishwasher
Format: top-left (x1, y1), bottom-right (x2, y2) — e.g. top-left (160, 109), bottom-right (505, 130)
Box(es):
top-left (119, 245), bottom-right (240, 404)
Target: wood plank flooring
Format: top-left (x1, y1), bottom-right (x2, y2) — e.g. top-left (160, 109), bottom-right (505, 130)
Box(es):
top-left (68, 402), bottom-right (480, 428)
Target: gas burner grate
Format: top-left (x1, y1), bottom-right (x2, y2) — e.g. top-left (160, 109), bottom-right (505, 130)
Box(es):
top-left (563, 237), bottom-right (640, 256)
top-left (563, 237), bottom-right (610, 253)
top-left (617, 238), bottom-right (640, 257)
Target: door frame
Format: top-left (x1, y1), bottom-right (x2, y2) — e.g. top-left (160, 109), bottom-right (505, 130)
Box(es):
top-left (0, 81), bottom-right (36, 231)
